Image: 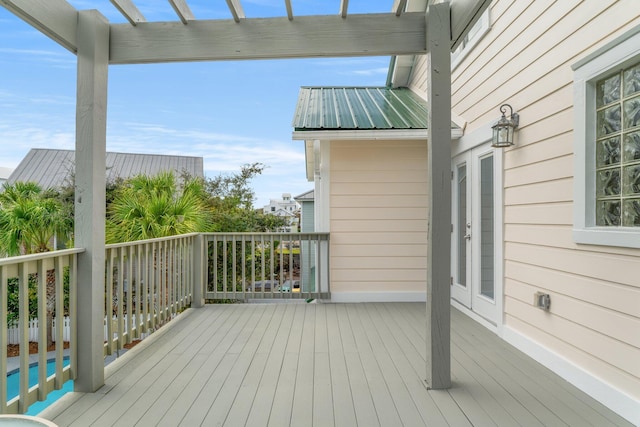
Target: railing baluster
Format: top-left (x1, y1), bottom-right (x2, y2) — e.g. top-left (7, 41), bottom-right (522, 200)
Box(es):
top-left (270, 234), bottom-right (275, 295)
top-left (126, 245), bottom-right (133, 345)
top-left (54, 256), bottom-right (64, 389)
top-left (157, 241), bottom-right (163, 324)
top-left (222, 235), bottom-right (227, 295)
top-left (0, 265), bottom-right (8, 413)
top-left (232, 235), bottom-right (237, 296)
top-left (143, 243), bottom-right (155, 332)
top-left (134, 245), bottom-right (141, 339)
top-left (37, 259), bottom-right (47, 401)
top-left (18, 262), bottom-right (29, 412)
top-left (241, 236), bottom-right (246, 298)
top-left (279, 234), bottom-right (284, 296)
top-left (69, 254), bottom-right (77, 380)
top-left (117, 247), bottom-right (125, 352)
top-left (105, 248), bottom-right (113, 356)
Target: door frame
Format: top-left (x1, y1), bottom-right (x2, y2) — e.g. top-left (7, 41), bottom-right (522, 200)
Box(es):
top-left (451, 134), bottom-right (504, 333)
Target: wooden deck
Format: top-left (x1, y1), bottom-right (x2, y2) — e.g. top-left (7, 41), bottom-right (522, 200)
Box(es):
top-left (40, 303), bottom-right (632, 426)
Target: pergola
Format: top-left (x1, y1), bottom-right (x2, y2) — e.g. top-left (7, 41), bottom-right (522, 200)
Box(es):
top-left (1, 0), bottom-right (489, 394)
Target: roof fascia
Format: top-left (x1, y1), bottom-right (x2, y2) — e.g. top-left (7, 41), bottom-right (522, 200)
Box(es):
top-left (293, 128), bottom-right (463, 141)
top-left (1, 0), bottom-right (79, 52)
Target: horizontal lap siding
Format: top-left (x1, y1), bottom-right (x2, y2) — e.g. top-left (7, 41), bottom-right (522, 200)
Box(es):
top-left (330, 140), bottom-right (427, 294)
top-left (412, 0), bottom-right (640, 401)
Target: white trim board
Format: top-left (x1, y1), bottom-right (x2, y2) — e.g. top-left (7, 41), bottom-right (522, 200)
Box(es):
top-left (451, 298), bottom-right (498, 335)
top-left (293, 128), bottom-right (463, 141)
top-left (330, 291), bottom-right (426, 303)
top-left (503, 326), bottom-right (640, 426)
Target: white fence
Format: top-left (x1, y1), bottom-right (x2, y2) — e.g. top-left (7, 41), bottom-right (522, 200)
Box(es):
top-left (6, 315), bottom-right (151, 345)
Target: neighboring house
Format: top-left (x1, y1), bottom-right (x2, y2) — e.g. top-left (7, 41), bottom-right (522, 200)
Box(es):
top-left (7, 148), bottom-right (204, 188)
top-left (263, 192), bottom-right (298, 214)
top-left (295, 189), bottom-right (315, 291)
top-left (263, 193), bottom-right (300, 232)
top-left (0, 166), bottom-right (12, 188)
top-left (293, 86), bottom-right (462, 302)
top-left (293, 1), bottom-right (640, 423)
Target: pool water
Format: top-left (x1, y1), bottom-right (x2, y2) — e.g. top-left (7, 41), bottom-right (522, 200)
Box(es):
top-left (6, 359), bottom-right (72, 415)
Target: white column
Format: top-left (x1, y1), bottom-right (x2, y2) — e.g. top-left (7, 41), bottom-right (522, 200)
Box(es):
top-left (425, 1), bottom-right (452, 390)
top-left (191, 234), bottom-right (205, 308)
top-left (74, 9), bottom-right (109, 392)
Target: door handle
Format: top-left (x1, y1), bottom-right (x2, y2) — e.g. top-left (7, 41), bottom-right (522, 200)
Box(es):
top-left (464, 233), bottom-right (471, 240)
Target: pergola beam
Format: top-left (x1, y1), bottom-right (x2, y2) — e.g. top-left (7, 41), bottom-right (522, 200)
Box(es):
top-left (0, 0), bottom-right (78, 52)
top-left (169, 0), bottom-right (195, 24)
top-left (108, 13), bottom-right (426, 64)
top-left (110, 0), bottom-right (146, 26)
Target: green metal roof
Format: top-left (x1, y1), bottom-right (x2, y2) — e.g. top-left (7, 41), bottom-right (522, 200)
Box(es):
top-left (292, 87), bottom-right (431, 131)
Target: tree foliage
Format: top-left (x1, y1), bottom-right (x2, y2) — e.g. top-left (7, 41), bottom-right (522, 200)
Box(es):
top-left (0, 182), bottom-right (72, 256)
top-left (105, 171), bottom-right (212, 243)
top-left (205, 163), bottom-right (288, 232)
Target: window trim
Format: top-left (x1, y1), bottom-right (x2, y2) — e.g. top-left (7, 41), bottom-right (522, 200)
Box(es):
top-left (573, 26), bottom-right (640, 248)
top-left (451, 9), bottom-right (490, 71)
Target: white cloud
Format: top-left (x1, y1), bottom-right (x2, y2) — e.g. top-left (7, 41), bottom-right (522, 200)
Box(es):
top-left (348, 67), bottom-right (389, 76)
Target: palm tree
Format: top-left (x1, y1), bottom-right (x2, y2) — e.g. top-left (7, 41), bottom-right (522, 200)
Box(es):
top-left (105, 172), bottom-right (211, 243)
top-left (0, 182), bottom-right (72, 347)
top-left (0, 182), bottom-right (71, 255)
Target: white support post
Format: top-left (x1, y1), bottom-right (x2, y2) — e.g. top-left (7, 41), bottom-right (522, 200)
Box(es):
top-left (74, 10), bottom-right (109, 393)
top-left (425, 1), bottom-right (452, 390)
top-left (191, 234), bottom-right (205, 308)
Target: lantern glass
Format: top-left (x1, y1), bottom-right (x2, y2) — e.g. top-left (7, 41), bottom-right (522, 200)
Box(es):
top-left (491, 118), bottom-right (514, 147)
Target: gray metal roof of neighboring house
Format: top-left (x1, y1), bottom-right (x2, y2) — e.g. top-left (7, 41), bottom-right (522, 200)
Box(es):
top-left (0, 167), bottom-right (13, 180)
top-left (293, 86), bottom-right (439, 131)
top-left (7, 149), bottom-right (204, 189)
top-left (294, 189), bottom-right (314, 201)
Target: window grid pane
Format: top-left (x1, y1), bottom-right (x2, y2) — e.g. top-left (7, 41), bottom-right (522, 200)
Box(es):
top-left (595, 60), bottom-right (640, 227)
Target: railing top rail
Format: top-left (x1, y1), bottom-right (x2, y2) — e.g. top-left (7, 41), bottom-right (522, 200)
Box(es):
top-left (0, 247), bottom-right (85, 266)
top-left (201, 232), bottom-right (330, 237)
top-left (105, 232), bottom-right (199, 250)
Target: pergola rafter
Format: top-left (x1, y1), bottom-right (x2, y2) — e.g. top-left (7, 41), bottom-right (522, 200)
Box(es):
top-left (1, 0), bottom-right (490, 397)
top-left (225, 0), bottom-right (245, 23)
top-left (109, 0), bottom-right (145, 26)
top-left (168, 0), bottom-right (195, 24)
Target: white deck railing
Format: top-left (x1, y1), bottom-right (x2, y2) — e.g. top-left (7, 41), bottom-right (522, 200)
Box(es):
top-left (203, 232), bottom-right (330, 301)
top-left (7, 315), bottom-right (151, 345)
top-left (104, 233), bottom-right (196, 357)
top-left (0, 248), bottom-right (83, 414)
top-left (2, 232), bottom-right (329, 414)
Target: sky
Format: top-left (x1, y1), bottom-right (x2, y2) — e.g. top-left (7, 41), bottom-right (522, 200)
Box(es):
top-left (0, 0), bottom-right (393, 207)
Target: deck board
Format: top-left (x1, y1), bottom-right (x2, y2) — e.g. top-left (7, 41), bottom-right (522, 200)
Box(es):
top-left (39, 303), bottom-right (634, 427)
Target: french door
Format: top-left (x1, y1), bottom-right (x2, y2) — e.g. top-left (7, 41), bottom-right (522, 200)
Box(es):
top-left (451, 144), bottom-right (500, 324)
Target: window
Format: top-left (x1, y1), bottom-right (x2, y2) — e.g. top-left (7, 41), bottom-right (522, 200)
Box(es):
top-left (451, 9), bottom-right (490, 71)
top-left (573, 26), bottom-right (640, 248)
top-left (595, 63), bottom-right (640, 226)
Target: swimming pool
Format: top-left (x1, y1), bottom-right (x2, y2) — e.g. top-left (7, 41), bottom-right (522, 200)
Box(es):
top-left (6, 359), bottom-right (72, 415)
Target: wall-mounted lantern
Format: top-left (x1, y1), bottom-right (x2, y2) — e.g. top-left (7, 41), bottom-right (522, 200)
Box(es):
top-left (491, 103), bottom-right (519, 148)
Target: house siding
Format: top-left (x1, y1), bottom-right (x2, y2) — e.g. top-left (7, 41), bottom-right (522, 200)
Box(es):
top-left (329, 139), bottom-right (428, 295)
top-left (410, 0), bottom-right (640, 406)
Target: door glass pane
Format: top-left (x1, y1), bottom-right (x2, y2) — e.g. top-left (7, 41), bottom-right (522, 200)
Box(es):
top-left (457, 164), bottom-right (467, 287)
top-left (480, 156), bottom-right (494, 299)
